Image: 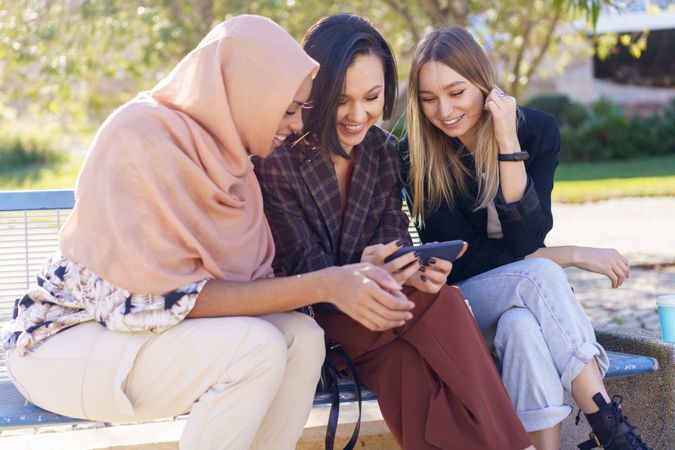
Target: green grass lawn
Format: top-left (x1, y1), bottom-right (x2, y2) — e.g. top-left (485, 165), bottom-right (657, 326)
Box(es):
top-left (2, 153), bottom-right (675, 204)
top-left (554, 154), bottom-right (675, 203)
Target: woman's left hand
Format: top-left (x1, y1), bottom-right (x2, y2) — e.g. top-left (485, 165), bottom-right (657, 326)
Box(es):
top-left (408, 258), bottom-right (453, 294)
top-left (361, 240), bottom-right (420, 285)
top-left (574, 247), bottom-right (631, 289)
top-left (484, 87), bottom-right (519, 151)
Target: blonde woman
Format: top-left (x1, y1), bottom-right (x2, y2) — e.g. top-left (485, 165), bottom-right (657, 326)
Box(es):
top-left (401, 26), bottom-right (652, 450)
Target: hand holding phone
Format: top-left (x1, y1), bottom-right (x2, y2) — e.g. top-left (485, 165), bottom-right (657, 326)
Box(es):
top-left (384, 240), bottom-right (466, 264)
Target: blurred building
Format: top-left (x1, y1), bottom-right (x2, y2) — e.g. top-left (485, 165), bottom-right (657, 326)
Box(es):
top-left (526, 1), bottom-right (675, 115)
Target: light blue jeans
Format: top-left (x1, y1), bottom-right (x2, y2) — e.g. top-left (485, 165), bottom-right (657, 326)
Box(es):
top-left (456, 258), bottom-right (609, 432)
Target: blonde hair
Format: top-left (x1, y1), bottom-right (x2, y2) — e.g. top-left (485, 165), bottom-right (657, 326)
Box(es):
top-left (406, 26), bottom-right (505, 227)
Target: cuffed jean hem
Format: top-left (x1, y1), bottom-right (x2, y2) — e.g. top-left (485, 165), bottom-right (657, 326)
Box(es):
top-left (561, 341), bottom-right (609, 394)
top-left (518, 404), bottom-right (572, 433)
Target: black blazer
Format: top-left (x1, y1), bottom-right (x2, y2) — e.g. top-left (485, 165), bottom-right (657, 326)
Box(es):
top-left (399, 106), bottom-right (561, 283)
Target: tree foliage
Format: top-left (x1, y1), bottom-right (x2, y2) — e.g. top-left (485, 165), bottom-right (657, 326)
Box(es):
top-left (0, 0), bottom-right (614, 130)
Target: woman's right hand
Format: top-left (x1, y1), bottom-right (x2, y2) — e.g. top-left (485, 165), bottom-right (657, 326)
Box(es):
top-left (322, 263), bottom-right (415, 331)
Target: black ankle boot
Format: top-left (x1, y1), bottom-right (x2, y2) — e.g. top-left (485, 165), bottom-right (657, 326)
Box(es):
top-left (577, 393), bottom-right (653, 450)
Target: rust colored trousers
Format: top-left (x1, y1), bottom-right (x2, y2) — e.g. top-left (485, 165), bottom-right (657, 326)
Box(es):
top-left (315, 285), bottom-right (531, 450)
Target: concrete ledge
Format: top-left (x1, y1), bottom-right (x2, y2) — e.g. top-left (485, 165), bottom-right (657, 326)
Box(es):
top-left (0, 400), bottom-right (397, 450)
top-left (561, 324), bottom-right (675, 450)
top-left (297, 421), bottom-right (397, 450)
top-left (297, 400), bottom-right (397, 450)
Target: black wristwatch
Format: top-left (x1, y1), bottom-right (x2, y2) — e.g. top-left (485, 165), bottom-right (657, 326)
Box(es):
top-left (498, 150), bottom-right (529, 162)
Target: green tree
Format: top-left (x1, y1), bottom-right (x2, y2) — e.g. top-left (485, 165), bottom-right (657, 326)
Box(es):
top-left (0, 0), bottom-right (614, 130)
top-left (380, 0), bottom-right (613, 97)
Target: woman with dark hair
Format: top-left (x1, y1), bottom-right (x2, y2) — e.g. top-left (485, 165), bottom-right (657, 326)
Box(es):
top-left (254, 14), bottom-right (532, 450)
top-left (402, 26), bottom-right (651, 450)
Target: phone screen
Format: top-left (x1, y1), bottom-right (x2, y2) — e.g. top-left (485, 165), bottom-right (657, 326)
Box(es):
top-left (384, 240), bottom-right (465, 264)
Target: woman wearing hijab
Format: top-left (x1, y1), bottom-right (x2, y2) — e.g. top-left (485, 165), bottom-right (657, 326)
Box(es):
top-left (2, 15), bottom-right (414, 450)
top-left (255, 14), bottom-right (532, 450)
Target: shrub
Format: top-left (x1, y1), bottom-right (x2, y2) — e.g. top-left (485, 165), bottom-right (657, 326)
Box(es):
top-left (525, 94), bottom-right (589, 128)
top-left (654, 98), bottom-right (675, 155)
top-left (527, 94), bottom-right (675, 162)
top-left (581, 98), bottom-right (633, 160)
top-left (631, 114), bottom-right (662, 157)
top-left (0, 126), bottom-right (65, 168)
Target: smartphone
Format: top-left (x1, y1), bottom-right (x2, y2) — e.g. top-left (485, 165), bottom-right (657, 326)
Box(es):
top-left (384, 240), bottom-right (465, 264)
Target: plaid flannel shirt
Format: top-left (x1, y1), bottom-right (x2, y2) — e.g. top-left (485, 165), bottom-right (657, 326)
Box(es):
top-left (253, 126), bottom-right (411, 278)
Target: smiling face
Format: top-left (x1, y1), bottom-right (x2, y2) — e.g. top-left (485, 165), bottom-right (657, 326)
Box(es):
top-left (418, 60), bottom-right (485, 148)
top-left (335, 52), bottom-right (386, 155)
top-left (267, 73), bottom-right (313, 153)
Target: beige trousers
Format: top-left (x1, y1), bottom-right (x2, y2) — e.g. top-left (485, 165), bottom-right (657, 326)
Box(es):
top-left (7, 312), bottom-right (325, 450)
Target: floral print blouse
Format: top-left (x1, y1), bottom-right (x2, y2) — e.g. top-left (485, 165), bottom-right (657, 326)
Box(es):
top-left (2, 251), bottom-right (207, 355)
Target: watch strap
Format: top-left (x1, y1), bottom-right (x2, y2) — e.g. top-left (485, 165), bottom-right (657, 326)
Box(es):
top-left (498, 150), bottom-right (529, 161)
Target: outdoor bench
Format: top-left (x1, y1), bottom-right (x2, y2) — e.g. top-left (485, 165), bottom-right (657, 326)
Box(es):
top-left (0, 352), bottom-right (657, 429)
top-left (0, 189), bottom-right (660, 434)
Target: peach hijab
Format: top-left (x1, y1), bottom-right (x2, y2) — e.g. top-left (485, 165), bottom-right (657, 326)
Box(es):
top-left (60, 15), bottom-right (318, 294)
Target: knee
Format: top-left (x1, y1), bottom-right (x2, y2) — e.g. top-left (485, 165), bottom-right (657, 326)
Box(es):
top-left (284, 314), bottom-right (326, 371)
top-left (244, 318), bottom-right (290, 370)
top-left (494, 308), bottom-right (542, 350)
top-left (190, 317), bottom-right (288, 384)
top-left (518, 258), bottom-right (569, 286)
top-left (510, 259), bottom-right (575, 309)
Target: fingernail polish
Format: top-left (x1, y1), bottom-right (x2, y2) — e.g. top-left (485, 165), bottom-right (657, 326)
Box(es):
top-left (419, 266), bottom-right (426, 272)
top-left (428, 257), bottom-right (437, 264)
top-left (396, 239), bottom-right (407, 247)
top-left (420, 275), bottom-right (427, 282)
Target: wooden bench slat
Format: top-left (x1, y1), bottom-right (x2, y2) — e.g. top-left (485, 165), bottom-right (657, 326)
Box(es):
top-left (0, 351), bottom-right (657, 429)
top-left (0, 190), bottom-right (75, 212)
top-left (0, 381), bottom-right (374, 429)
top-left (605, 350), bottom-right (658, 376)
top-left (0, 383), bottom-right (82, 428)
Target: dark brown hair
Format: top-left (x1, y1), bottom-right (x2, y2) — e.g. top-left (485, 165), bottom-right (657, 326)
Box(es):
top-left (301, 14), bottom-right (397, 159)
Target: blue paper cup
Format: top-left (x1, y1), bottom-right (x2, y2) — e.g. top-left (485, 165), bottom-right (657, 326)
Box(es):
top-left (656, 295), bottom-right (675, 344)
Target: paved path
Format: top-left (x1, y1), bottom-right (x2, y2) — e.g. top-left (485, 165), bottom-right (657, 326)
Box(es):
top-left (546, 197), bottom-right (675, 335)
top-left (547, 197), bottom-right (675, 266)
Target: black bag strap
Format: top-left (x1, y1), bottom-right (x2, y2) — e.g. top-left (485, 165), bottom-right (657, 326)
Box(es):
top-left (324, 344), bottom-right (363, 450)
